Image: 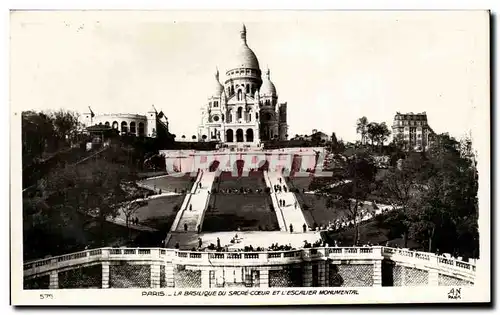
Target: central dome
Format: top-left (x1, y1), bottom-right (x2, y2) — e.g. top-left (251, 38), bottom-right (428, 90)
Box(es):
top-left (228, 25), bottom-right (260, 71)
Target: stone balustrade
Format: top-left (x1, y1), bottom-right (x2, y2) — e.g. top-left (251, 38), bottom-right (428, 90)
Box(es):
top-left (24, 246), bottom-right (476, 289)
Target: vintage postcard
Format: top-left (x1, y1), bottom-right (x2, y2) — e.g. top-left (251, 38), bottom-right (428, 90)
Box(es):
top-left (10, 10), bottom-right (491, 305)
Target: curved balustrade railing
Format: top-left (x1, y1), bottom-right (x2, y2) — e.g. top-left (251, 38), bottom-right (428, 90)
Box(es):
top-left (24, 246), bottom-right (476, 282)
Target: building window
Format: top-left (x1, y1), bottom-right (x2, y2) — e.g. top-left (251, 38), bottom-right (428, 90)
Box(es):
top-left (237, 107), bottom-right (243, 120)
top-left (138, 122), bottom-right (145, 136)
top-left (130, 122), bottom-right (136, 134)
top-left (246, 85), bottom-right (250, 94)
top-left (121, 121), bottom-right (128, 134)
top-left (214, 101), bottom-right (218, 107)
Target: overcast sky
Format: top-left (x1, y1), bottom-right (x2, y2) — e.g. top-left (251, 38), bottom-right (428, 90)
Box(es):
top-left (10, 10), bottom-right (489, 142)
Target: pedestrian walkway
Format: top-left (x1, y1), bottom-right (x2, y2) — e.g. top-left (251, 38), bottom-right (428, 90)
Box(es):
top-left (173, 170), bottom-right (216, 233)
top-left (265, 171), bottom-right (308, 233)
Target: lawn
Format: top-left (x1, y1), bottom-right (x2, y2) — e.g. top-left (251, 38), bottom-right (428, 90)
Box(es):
top-left (139, 173), bottom-right (195, 193)
top-left (135, 195), bottom-right (185, 232)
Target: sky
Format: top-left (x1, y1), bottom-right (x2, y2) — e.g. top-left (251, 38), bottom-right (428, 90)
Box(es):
top-left (10, 10), bottom-right (489, 143)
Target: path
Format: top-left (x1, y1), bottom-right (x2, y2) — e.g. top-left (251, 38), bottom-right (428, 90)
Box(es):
top-left (173, 170), bottom-right (216, 233)
top-left (265, 171), bottom-right (308, 233)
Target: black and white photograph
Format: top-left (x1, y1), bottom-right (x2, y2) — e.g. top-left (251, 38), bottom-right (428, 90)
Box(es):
top-left (10, 9), bottom-right (490, 305)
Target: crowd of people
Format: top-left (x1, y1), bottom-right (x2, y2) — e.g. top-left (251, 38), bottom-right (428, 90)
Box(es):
top-left (212, 187), bottom-right (267, 194)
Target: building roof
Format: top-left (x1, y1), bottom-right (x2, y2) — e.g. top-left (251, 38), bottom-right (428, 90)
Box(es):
top-left (260, 68), bottom-right (277, 96)
top-left (228, 24), bottom-right (260, 70)
top-left (210, 68), bottom-right (225, 97)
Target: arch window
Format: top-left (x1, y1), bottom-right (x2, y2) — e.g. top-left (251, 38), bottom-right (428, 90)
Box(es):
top-left (214, 101), bottom-right (218, 107)
top-left (112, 121), bottom-right (119, 129)
top-left (105, 121), bottom-right (110, 127)
top-left (246, 85), bottom-right (250, 94)
top-left (121, 121), bottom-right (128, 134)
top-left (130, 122), bottom-right (136, 134)
top-left (237, 90), bottom-right (242, 101)
top-left (226, 129), bottom-right (234, 143)
top-left (237, 107), bottom-right (243, 120)
top-left (246, 128), bottom-right (254, 142)
top-left (236, 129), bottom-right (244, 142)
top-left (256, 113), bottom-right (259, 120)
top-left (138, 122), bottom-right (145, 136)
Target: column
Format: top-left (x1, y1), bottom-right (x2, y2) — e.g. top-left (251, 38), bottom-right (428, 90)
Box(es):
top-left (259, 268), bottom-right (269, 288)
top-left (324, 262), bottom-right (330, 287)
top-left (372, 260), bottom-right (382, 287)
top-left (201, 269), bottom-right (210, 289)
top-left (49, 271), bottom-right (58, 289)
top-left (150, 263), bottom-right (161, 288)
top-left (318, 262), bottom-right (326, 287)
top-left (102, 262), bottom-right (110, 289)
top-left (428, 268), bottom-right (439, 286)
top-left (302, 264), bottom-right (313, 287)
top-left (165, 263), bottom-right (175, 288)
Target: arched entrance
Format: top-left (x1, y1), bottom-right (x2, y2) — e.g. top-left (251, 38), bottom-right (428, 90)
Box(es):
top-left (209, 160), bottom-right (220, 173)
top-left (246, 129), bottom-right (254, 142)
top-left (121, 121), bottom-right (128, 134)
top-left (236, 129), bottom-right (244, 142)
top-left (226, 129), bottom-right (234, 142)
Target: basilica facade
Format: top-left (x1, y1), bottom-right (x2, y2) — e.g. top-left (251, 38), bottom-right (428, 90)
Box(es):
top-left (198, 25), bottom-right (288, 147)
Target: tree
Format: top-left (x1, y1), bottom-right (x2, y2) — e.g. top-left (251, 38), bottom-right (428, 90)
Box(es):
top-left (50, 109), bottom-right (80, 143)
top-left (376, 122), bottom-right (391, 148)
top-left (119, 184), bottom-right (147, 240)
top-left (381, 154), bottom-right (428, 247)
top-left (366, 122), bottom-right (391, 151)
top-left (43, 159), bottom-right (138, 246)
top-left (22, 111), bottom-right (56, 166)
top-left (409, 134), bottom-right (478, 257)
top-left (366, 122), bottom-right (378, 146)
top-left (356, 116), bottom-right (369, 145)
top-left (324, 151), bottom-right (377, 245)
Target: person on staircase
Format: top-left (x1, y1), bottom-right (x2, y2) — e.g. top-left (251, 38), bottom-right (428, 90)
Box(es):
top-left (303, 223), bottom-right (307, 233)
top-left (289, 224), bottom-right (293, 233)
top-left (184, 223), bottom-right (188, 232)
top-left (189, 204), bottom-right (193, 211)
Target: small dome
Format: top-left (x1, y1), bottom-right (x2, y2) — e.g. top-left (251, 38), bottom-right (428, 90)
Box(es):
top-left (228, 24), bottom-right (260, 71)
top-left (210, 68), bottom-right (224, 97)
top-left (260, 68), bottom-right (277, 96)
